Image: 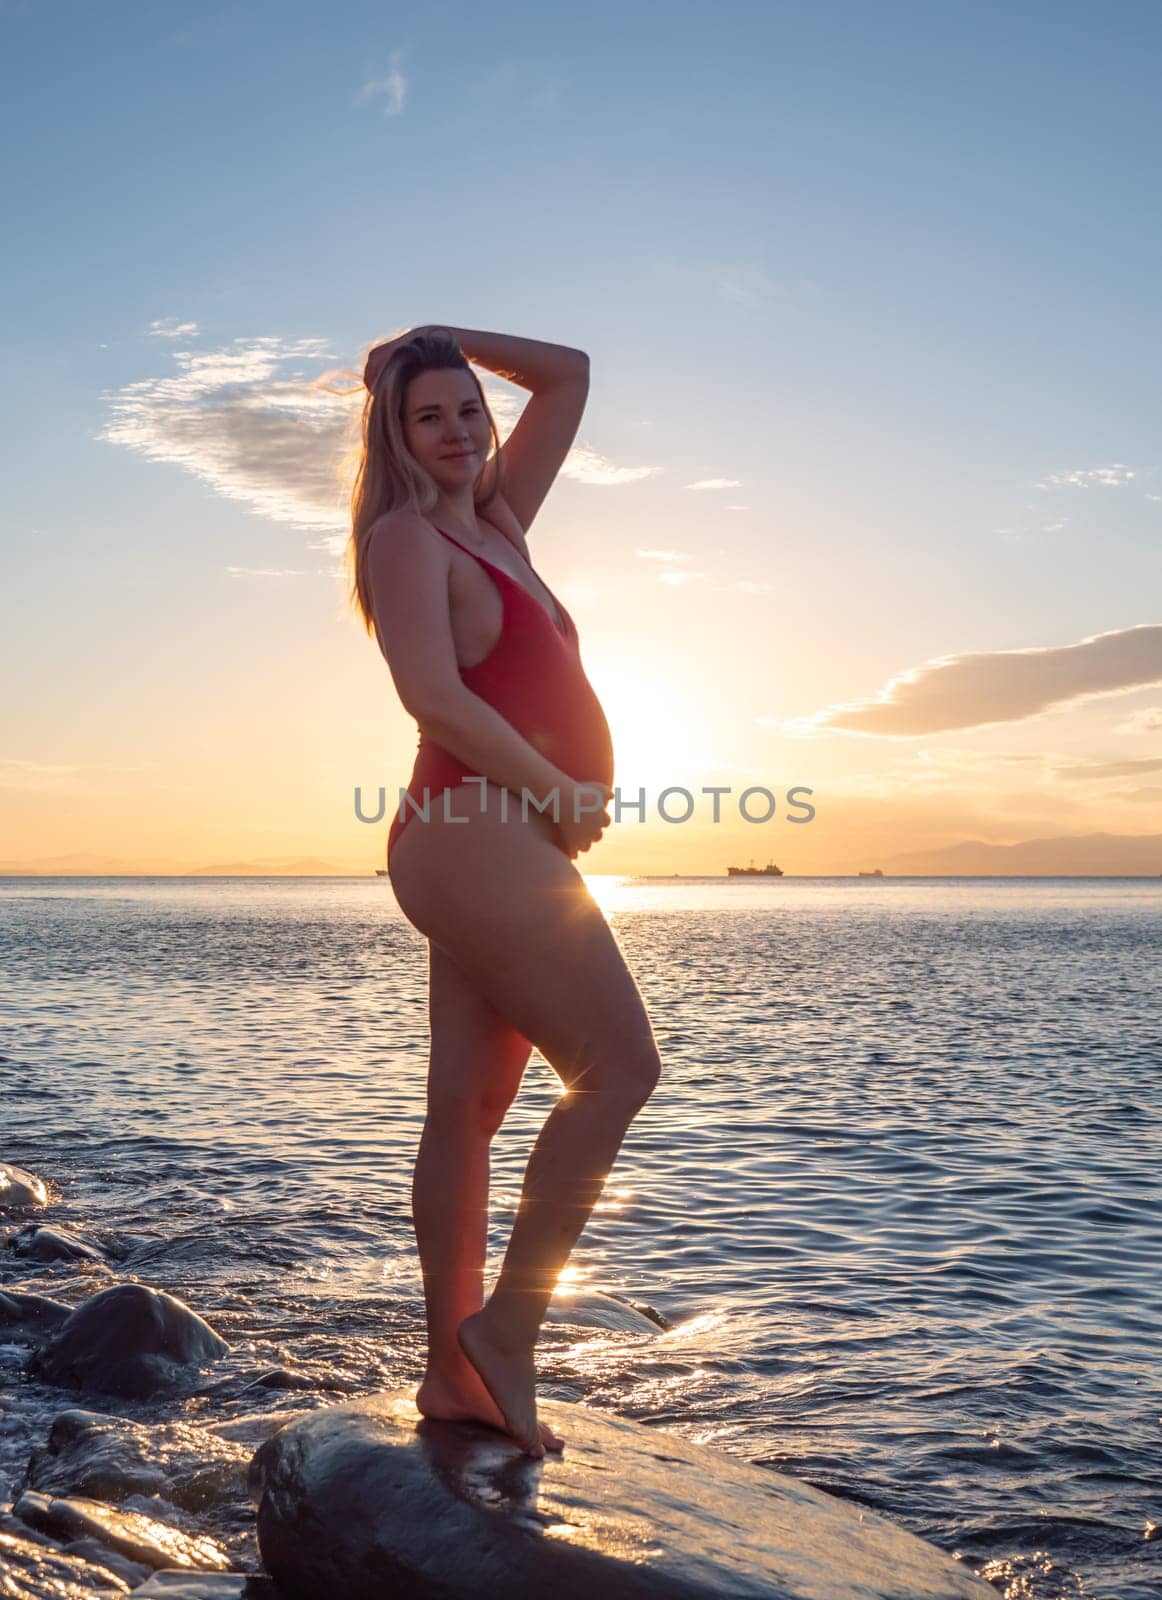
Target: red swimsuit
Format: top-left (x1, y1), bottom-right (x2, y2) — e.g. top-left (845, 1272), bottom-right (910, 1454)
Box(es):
top-left (386, 525), bottom-right (614, 868)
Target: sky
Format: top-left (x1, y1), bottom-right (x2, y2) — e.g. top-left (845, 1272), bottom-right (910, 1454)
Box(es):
top-left (2, 0), bottom-right (1160, 876)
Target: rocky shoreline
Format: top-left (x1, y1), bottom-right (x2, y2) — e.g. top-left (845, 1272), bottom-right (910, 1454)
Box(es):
top-left (2, 1160), bottom-right (998, 1599)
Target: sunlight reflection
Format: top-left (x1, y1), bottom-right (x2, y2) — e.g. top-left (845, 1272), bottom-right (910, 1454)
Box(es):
top-left (581, 873), bottom-right (631, 915)
top-left (659, 1308), bottom-right (729, 1342)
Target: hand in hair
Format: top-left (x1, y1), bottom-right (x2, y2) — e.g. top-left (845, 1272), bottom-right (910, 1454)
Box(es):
top-left (364, 325), bottom-right (456, 390)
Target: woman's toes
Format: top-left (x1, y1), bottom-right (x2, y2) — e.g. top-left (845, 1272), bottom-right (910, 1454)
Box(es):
top-left (539, 1419), bottom-right (565, 1452)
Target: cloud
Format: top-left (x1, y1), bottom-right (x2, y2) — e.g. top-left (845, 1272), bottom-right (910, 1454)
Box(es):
top-left (99, 335), bottom-right (350, 540)
top-left (467, 60), bottom-right (561, 110)
top-left (714, 266), bottom-right (789, 306)
top-left (1115, 704), bottom-right (1162, 734)
top-left (149, 318), bottom-right (199, 339)
top-left (651, 259), bottom-right (810, 311)
top-left (559, 443), bottom-right (659, 486)
top-left (1035, 463), bottom-right (1135, 489)
top-left (637, 549), bottom-right (688, 562)
top-left (1052, 755), bottom-right (1162, 781)
top-left (660, 570), bottom-right (705, 586)
top-left (684, 477), bottom-right (742, 491)
top-left (356, 51), bottom-right (407, 117)
top-left (0, 758), bottom-right (79, 788)
top-left (785, 623), bottom-right (1162, 738)
top-left (225, 567), bottom-right (311, 578)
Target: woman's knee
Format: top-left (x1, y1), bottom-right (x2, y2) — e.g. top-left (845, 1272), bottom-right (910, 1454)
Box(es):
top-left (579, 1038), bottom-right (661, 1113)
top-left (625, 1042), bottom-right (662, 1109)
top-left (425, 1078), bottom-right (517, 1139)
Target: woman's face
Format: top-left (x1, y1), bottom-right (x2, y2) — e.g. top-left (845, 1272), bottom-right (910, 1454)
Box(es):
top-left (403, 368), bottom-right (492, 488)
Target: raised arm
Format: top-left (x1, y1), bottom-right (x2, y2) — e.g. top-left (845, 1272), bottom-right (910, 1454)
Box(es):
top-left (367, 328), bottom-right (590, 536)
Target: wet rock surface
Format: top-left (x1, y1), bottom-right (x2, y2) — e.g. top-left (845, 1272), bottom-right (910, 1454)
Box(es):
top-left (0, 1288), bottom-right (71, 1345)
top-left (0, 1519), bottom-right (132, 1595)
top-left (28, 1283), bottom-right (231, 1398)
top-left (13, 1488), bottom-right (232, 1573)
top-left (132, 1573), bottom-right (281, 1597)
top-left (544, 1286), bottom-right (671, 1332)
top-left (252, 1389), bottom-right (997, 1600)
top-left (24, 1407), bottom-right (252, 1512)
top-left (5, 1223), bottom-right (109, 1265)
top-left (0, 1164), bottom-right (50, 1210)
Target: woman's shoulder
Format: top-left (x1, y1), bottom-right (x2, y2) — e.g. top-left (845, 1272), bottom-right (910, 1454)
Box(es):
top-left (364, 511), bottom-right (454, 595)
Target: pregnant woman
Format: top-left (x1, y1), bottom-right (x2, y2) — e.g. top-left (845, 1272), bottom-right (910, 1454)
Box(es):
top-left (348, 326), bottom-right (661, 1458)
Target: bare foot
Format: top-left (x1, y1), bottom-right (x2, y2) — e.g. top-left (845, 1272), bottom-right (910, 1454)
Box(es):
top-left (417, 1356), bottom-right (563, 1454)
top-left (457, 1308), bottom-right (550, 1458)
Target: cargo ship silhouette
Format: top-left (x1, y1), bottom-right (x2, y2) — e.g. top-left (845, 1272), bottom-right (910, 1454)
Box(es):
top-left (726, 859), bottom-right (784, 877)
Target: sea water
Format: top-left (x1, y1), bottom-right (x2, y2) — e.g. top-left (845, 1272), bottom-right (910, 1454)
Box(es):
top-left (1, 874), bottom-right (1159, 1598)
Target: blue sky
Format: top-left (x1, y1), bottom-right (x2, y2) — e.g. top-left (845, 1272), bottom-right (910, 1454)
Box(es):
top-left (2, 0), bottom-right (1160, 873)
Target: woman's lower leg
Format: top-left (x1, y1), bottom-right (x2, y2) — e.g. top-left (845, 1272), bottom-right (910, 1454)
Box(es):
top-left (475, 1073), bottom-right (654, 1345)
top-left (411, 1113), bottom-right (489, 1369)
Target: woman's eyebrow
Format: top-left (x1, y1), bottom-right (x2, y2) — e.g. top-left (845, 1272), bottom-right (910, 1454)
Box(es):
top-left (410, 401), bottom-right (476, 416)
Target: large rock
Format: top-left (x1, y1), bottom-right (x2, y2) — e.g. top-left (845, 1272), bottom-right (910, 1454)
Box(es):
top-left (0, 1163), bottom-right (49, 1210)
top-left (251, 1389), bottom-right (996, 1600)
top-left (28, 1283), bottom-right (230, 1398)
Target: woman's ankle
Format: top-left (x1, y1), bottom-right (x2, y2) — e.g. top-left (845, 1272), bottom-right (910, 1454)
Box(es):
top-left (470, 1293), bottom-right (545, 1353)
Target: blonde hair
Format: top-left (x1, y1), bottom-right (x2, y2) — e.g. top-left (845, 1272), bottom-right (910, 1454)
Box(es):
top-left (342, 328), bottom-right (505, 637)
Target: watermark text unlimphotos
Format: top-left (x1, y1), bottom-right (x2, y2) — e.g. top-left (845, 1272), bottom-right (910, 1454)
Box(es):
top-left (353, 779), bottom-right (815, 827)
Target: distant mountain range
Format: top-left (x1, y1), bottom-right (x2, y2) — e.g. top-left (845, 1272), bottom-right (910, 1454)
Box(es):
top-left (0, 853), bottom-right (360, 876)
top-left (882, 831), bottom-right (1162, 876)
top-left (2, 832), bottom-right (1160, 877)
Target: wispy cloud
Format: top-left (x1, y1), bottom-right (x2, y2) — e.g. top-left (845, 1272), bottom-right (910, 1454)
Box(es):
top-left (149, 318), bottom-right (199, 339)
top-left (685, 477), bottom-right (742, 491)
top-left (467, 60), bottom-right (561, 111)
top-left (356, 51), bottom-right (407, 117)
top-left (714, 266), bottom-right (790, 306)
top-left (652, 259), bottom-right (807, 310)
top-left (1035, 463), bottom-right (1135, 489)
top-left (782, 623), bottom-right (1162, 738)
top-left (1115, 704), bottom-right (1162, 735)
top-left (99, 335), bottom-right (349, 538)
top-left (1052, 755), bottom-right (1162, 781)
top-left (0, 758), bottom-right (79, 787)
top-left (225, 566), bottom-right (311, 578)
top-left (637, 549), bottom-right (688, 562)
top-left (558, 442), bottom-right (659, 485)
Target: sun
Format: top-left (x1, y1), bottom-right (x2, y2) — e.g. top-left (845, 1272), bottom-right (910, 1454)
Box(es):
top-left (587, 650), bottom-right (714, 796)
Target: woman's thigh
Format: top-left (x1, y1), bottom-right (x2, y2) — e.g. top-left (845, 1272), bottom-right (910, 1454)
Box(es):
top-left (389, 783), bottom-right (659, 1094)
